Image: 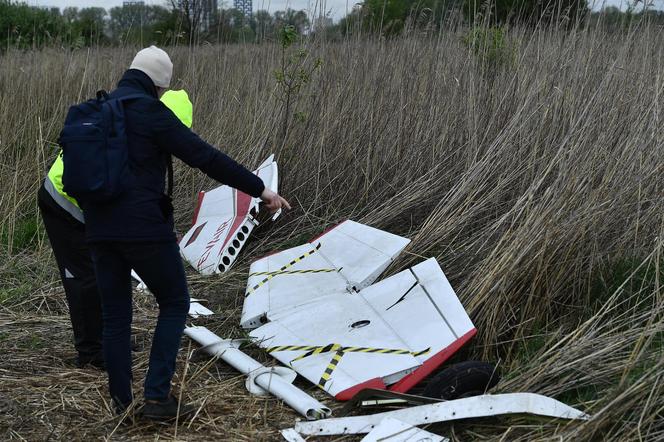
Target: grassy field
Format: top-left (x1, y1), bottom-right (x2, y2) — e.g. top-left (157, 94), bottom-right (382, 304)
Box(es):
top-left (0, 22), bottom-right (663, 441)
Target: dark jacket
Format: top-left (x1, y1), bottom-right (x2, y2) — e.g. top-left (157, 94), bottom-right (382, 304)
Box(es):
top-left (81, 69), bottom-right (265, 243)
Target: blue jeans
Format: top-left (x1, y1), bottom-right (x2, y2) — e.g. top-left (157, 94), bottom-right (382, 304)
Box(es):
top-left (90, 241), bottom-right (190, 406)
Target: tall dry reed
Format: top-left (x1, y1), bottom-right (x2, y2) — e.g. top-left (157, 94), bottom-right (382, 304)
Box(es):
top-left (0, 22), bottom-right (662, 440)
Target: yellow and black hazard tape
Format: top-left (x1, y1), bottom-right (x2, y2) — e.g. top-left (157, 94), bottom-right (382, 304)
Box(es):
top-left (319, 349), bottom-right (345, 388)
top-left (248, 268), bottom-right (338, 277)
top-left (266, 343), bottom-right (430, 360)
top-left (245, 243), bottom-right (322, 296)
top-left (265, 343), bottom-right (431, 389)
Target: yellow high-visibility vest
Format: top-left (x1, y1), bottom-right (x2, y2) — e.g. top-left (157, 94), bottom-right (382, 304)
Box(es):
top-left (45, 90), bottom-right (194, 219)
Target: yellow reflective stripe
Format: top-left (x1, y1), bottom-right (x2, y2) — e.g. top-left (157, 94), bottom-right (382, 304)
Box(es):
top-left (267, 342), bottom-right (431, 389)
top-left (268, 343), bottom-right (430, 359)
top-left (318, 349), bottom-right (345, 388)
top-left (266, 345), bottom-right (319, 353)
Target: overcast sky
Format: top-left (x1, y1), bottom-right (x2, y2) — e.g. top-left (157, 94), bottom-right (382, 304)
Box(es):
top-left (31, 0), bottom-right (664, 22)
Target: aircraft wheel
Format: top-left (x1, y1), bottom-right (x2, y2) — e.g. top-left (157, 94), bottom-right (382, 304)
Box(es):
top-left (422, 361), bottom-right (500, 400)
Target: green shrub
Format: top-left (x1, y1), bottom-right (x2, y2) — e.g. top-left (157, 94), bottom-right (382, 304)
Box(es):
top-left (463, 26), bottom-right (514, 68)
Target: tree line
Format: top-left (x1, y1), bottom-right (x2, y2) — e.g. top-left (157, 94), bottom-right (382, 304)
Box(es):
top-left (0, 1), bottom-right (310, 48)
top-left (2, 0), bottom-right (664, 49)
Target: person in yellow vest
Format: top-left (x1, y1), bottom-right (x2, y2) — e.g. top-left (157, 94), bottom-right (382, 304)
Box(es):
top-left (37, 90), bottom-right (193, 370)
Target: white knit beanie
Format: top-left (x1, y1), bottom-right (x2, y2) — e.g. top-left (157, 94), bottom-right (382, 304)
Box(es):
top-left (130, 46), bottom-right (173, 88)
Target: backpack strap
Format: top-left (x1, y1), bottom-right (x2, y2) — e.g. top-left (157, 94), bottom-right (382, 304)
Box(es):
top-left (104, 88), bottom-right (175, 197)
top-left (166, 155), bottom-right (174, 197)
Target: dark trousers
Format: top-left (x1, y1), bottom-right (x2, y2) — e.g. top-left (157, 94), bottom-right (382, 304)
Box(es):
top-left (37, 185), bottom-right (103, 361)
top-left (89, 241), bottom-right (190, 406)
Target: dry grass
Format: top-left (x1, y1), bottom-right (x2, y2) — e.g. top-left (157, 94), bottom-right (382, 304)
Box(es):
top-left (1, 21), bottom-right (663, 441)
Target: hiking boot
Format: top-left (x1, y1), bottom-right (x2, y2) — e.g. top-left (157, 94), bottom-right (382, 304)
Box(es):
top-left (77, 355), bottom-right (106, 371)
top-left (112, 399), bottom-right (138, 425)
top-left (68, 354), bottom-right (106, 371)
top-left (142, 396), bottom-right (194, 421)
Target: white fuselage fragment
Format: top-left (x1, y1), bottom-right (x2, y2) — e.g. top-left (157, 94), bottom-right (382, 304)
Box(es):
top-left (179, 155), bottom-right (279, 275)
top-left (360, 417), bottom-right (448, 442)
top-left (184, 326), bottom-right (331, 421)
top-left (293, 393), bottom-right (590, 436)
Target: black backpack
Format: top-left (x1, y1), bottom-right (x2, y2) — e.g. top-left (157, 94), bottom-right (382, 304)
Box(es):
top-left (58, 89), bottom-right (145, 203)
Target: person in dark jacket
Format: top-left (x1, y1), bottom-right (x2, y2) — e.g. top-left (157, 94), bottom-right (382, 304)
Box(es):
top-left (38, 90), bottom-right (195, 372)
top-left (80, 46), bottom-right (290, 420)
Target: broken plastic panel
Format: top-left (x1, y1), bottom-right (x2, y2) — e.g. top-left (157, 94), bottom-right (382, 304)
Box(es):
top-left (361, 417), bottom-right (448, 442)
top-left (295, 393), bottom-right (590, 435)
top-left (246, 236), bottom-right (476, 399)
top-left (241, 220), bottom-right (411, 328)
top-left (293, 393), bottom-right (590, 436)
top-left (179, 155), bottom-right (279, 275)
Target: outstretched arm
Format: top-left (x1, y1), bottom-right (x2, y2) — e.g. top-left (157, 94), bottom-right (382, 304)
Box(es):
top-left (152, 101), bottom-right (264, 197)
top-left (152, 100), bottom-right (290, 212)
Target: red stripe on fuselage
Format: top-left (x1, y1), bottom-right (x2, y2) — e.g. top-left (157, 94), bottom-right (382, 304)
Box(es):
top-left (220, 190), bottom-right (253, 251)
top-left (191, 191), bottom-right (205, 225)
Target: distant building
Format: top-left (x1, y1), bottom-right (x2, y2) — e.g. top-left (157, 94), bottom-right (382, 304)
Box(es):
top-left (200, 0), bottom-right (218, 30)
top-left (234, 0), bottom-right (252, 17)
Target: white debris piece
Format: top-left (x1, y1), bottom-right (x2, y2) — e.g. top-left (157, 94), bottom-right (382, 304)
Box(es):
top-left (245, 224), bottom-right (476, 399)
top-left (281, 428), bottom-right (307, 442)
top-left (131, 269), bottom-right (148, 292)
top-left (188, 299), bottom-right (214, 318)
top-left (361, 417), bottom-right (447, 442)
top-left (185, 325), bottom-right (331, 420)
top-left (294, 393), bottom-right (590, 436)
top-left (179, 154), bottom-right (279, 275)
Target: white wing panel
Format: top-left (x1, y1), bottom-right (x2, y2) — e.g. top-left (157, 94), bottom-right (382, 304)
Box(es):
top-left (411, 258), bottom-right (475, 338)
top-left (241, 221), bottom-right (410, 328)
top-left (359, 259), bottom-right (473, 364)
top-left (361, 283), bottom-right (456, 366)
top-left (251, 293), bottom-right (423, 398)
top-left (241, 244), bottom-right (348, 328)
top-left (317, 221), bottom-right (411, 290)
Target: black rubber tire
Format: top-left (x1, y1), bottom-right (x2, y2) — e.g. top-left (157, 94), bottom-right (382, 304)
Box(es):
top-left (422, 361), bottom-right (500, 400)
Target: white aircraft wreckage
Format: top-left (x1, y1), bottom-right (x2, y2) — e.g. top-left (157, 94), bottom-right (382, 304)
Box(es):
top-left (242, 220), bottom-right (476, 400)
top-left (179, 154), bottom-right (279, 275)
top-left (287, 393), bottom-right (589, 438)
top-left (176, 219), bottom-right (589, 438)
